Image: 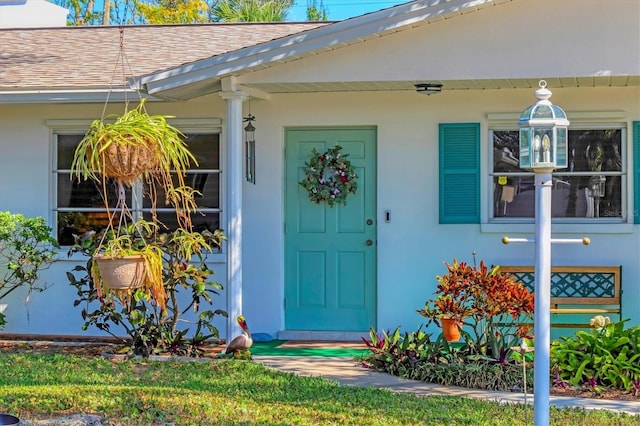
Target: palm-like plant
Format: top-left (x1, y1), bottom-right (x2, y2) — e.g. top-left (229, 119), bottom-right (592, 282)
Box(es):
top-left (213, 0), bottom-right (294, 22)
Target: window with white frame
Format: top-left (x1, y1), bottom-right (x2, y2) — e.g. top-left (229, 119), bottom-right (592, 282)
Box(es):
top-left (490, 127), bottom-right (625, 221)
top-left (55, 131), bottom-right (221, 246)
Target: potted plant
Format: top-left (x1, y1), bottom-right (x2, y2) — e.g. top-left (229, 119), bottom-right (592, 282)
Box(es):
top-left (418, 258), bottom-right (535, 349)
top-left (418, 294), bottom-right (470, 342)
top-left (70, 98), bottom-right (199, 229)
top-left (71, 99), bottom-right (193, 183)
top-left (68, 221), bottom-right (227, 357)
top-left (89, 219), bottom-right (167, 311)
top-left (69, 99), bottom-right (204, 307)
top-left (417, 259), bottom-right (475, 342)
top-left (67, 99), bottom-right (225, 357)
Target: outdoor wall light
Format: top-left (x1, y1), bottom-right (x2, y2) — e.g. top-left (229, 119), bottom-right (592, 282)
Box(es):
top-left (414, 83), bottom-right (442, 95)
top-left (243, 113), bottom-right (256, 184)
top-left (517, 80), bottom-right (570, 170)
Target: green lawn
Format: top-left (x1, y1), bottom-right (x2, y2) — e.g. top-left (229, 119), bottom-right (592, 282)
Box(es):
top-left (0, 353), bottom-right (637, 425)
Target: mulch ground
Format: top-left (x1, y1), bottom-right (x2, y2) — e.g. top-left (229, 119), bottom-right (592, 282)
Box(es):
top-left (1, 340), bottom-right (639, 402)
top-left (0, 339), bottom-right (226, 359)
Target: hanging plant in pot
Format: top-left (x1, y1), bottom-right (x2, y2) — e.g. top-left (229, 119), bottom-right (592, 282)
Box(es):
top-left (70, 99), bottom-right (201, 310)
top-left (72, 99), bottom-right (193, 183)
top-left (90, 220), bottom-right (167, 312)
top-left (71, 98), bottom-right (199, 228)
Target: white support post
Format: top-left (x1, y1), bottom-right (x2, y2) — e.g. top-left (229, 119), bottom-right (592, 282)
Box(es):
top-left (534, 170), bottom-right (553, 426)
top-left (502, 171), bottom-right (589, 426)
top-left (220, 90), bottom-right (247, 342)
top-left (513, 80), bottom-right (573, 425)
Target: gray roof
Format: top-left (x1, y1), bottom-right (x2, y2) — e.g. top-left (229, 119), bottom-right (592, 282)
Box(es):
top-left (0, 22), bottom-right (328, 90)
top-left (3, 0), bottom-right (638, 103)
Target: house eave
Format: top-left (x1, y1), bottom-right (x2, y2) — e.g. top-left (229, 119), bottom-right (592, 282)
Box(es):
top-left (135, 0), bottom-right (513, 100)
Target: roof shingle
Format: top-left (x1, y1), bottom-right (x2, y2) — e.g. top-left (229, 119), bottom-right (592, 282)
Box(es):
top-left (0, 22), bottom-right (328, 90)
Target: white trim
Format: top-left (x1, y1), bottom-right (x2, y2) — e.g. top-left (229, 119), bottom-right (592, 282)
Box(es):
top-left (46, 118), bottom-right (222, 128)
top-left (481, 222), bottom-right (634, 234)
top-left (219, 91), bottom-right (247, 342)
top-left (0, 89), bottom-right (161, 104)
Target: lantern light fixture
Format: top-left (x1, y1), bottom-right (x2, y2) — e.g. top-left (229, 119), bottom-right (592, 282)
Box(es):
top-left (517, 80), bottom-right (570, 170)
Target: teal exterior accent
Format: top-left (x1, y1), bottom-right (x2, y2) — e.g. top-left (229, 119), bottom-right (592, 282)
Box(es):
top-left (439, 123), bottom-right (481, 224)
top-left (504, 270), bottom-right (618, 299)
top-left (284, 128), bottom-right (377, 331)
top-left (634, 121), bottom-right (640, 224)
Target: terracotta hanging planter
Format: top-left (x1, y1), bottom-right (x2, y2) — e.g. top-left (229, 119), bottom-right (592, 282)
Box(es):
top-left (93, 254), bottom-right (147, 290)
top-left (440, 318), bottom-right (463, 342)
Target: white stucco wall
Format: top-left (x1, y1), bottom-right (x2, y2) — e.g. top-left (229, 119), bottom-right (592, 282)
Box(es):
top-left (0, 86), bottom-right (639, 340)
top-left (242, 0), bottom-right (640, 85)
top-left (1, 0), bottom-right (639, 341)
top-left (240, 86), bottom-right (640, 340)
top-left (0, 98), bottom-right (230, 337)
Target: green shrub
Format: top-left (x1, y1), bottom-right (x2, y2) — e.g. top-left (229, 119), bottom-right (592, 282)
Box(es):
top-left (361, 326), bottom-right (532, 392)
top-left (417, 259), bottom-right (534, 361)
top-left (360, 257), bottom-right (538, 393)
top-left (360, 326), bottom-right (434, 375)
top-left (68, 226), bottom-right (227, 357)
top-left (551, 317), bottom-right (640, 392)
top-left (0, 211), bottom-right (59, 328)
top-left (412, 361), bottom-right (532, 391)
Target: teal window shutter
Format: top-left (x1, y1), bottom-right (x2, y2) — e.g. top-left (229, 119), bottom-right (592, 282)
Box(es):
top-left (439, 123), bottom-right (480, 224)
top-left (634, 121), bottom-right (640, 224)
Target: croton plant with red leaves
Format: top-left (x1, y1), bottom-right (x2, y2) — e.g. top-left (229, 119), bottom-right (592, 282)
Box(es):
top-left (418, 259), bottom-right (534, 358)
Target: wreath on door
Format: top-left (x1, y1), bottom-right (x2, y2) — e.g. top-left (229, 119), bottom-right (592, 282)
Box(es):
top-left (299, 145), bottom-right (358, 207)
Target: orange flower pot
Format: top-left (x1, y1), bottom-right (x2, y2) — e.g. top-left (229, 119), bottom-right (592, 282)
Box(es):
top-left (441, 318), bottom-right (462, 342)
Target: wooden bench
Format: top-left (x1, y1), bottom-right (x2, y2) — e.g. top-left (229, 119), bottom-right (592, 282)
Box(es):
top-left (499, 265), bottom-right (622, 328)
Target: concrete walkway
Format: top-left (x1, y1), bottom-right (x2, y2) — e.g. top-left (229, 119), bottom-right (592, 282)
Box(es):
top-left (254, 355), bottom-right (640, 416)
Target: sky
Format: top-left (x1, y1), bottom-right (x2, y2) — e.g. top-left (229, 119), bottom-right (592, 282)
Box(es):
top-left (287, 0), bottom-right (409, 21)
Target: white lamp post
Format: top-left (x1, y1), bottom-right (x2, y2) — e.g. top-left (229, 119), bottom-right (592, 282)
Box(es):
top-left (518, 80), bottom-right (569, 426)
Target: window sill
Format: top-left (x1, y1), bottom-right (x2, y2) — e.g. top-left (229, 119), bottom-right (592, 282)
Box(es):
top-left (481, 222), bottom-right (634, 235)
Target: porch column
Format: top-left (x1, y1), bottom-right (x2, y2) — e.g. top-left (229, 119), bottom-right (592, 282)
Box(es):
top-left (219, 90), bottom-right (248, 342)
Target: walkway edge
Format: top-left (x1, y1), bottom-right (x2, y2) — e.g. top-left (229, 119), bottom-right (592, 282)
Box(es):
top-left (253, 356), bottom-right (640, 416)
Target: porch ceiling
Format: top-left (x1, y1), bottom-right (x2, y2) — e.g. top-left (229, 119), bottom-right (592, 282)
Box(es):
top-left (248, 76), bottom-right (640, 93)
top-left (152, 75), bottom-right (640, 100)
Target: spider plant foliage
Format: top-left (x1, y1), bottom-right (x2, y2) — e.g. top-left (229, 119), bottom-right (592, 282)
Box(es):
top-left (70, 99), bottom-right (199, 228)
top-left (90, 219), bottom-right (168, 312)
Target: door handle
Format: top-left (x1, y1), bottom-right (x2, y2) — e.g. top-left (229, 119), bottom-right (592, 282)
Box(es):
top-left (365, 240), bottom-right (373, 246)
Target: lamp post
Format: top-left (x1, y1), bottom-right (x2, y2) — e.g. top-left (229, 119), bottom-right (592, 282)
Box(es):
top-left (518, 80), bottom-right (569, 426)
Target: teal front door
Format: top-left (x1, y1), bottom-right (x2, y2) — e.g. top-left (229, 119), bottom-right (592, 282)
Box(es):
top-left (285, 128), bottom-right (377, 331)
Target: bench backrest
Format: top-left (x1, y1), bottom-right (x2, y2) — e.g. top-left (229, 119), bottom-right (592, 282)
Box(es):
top-left (499, 266), bottom-right (621, 305)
